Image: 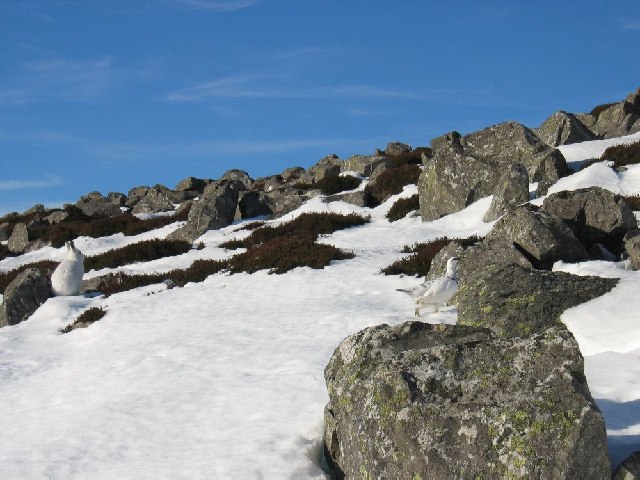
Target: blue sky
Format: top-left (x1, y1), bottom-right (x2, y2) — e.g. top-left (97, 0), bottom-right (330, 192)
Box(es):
top-left (1, 0), bottom-right (639, 215)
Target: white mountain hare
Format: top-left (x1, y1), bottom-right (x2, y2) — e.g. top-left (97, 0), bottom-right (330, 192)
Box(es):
top-left (51, 240), bottom-right (85, 296)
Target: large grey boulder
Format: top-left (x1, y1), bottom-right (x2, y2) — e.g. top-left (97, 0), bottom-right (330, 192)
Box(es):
top-left (486, 205), bottom-right (589, 269)
top-left (543, 187), bottom-right (638, 254)
top-left (46, 210), bottom-right (69, 225)
top-left (76, 191), bottom-right (122, 217)
top-left (384, 141), bottom-right (411, 156)
top-left (625, 232), bottom-right (640, 270)
top-left (324, 321), bottom-right (610, 479)
top-left (220, 169), bottom-right (253, 190)
top-left (325, 190), bottom-right (367, 207)
top-left (7, 223), bottom-right (30, 253)
top-left (265, 189), bottom-right (308, 218)
top-left (590, 99), bottom-right (640, 138)
top-left (536, 110), bottom-right (597, 147)
top-left (280, 167), bottom-right (305, 182)
top-left (457, 262), bottom-right (617, 337)
top-left (342, 155), bottom-right (388, 177)
top-left (167, 180), bottom-right (245, 241)
top-left (107, 192), bottom-right (126, 207)
top-left (0, 268), bottom-right (51, 327)
top-left (175, 176), bottom-right (207, 192)
top-left (303, 154), bottom-right (342, 183)
top-left (614, 451), bottom-right (640, 479)
top-left (483, 163), bottom-right (529, 222)
top-left (419, 122), bottom-right (569, 220)
top-left (235, 191), bottom-right (272, 220)
top-left (131, 186), bottom-right (176, 214)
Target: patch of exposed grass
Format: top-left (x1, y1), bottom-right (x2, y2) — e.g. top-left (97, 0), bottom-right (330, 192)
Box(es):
top-left (364, 164), bottom-right (421, 207)
top-left (386, 194), bottom-right (420, 222)
top-left (60, 307), bottom-right (107, 334)
top-left (623, 195), bottom-right (640, 211)
top-left (85, 239), bottom-right (193, 271)
top-left (0, 260), bottom-right (58, 294)
top-left (220, 212), bottom-right (368, 250)
top-left (382, 235), bottom-right (481, 277)
top-left (600, 141), bottom-right (640, 170)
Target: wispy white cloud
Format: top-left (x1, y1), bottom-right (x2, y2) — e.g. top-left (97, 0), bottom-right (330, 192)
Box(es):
top-left (622, 20), bottom-right (640, 30)
top-left (166, 73), bottom-right (423, 102)
top-left (172, 0), bottom-right (258, 12)
top-left (0, 175), bottom-right (63, 191)
top-left (0, 57), bottom-right (116, 105)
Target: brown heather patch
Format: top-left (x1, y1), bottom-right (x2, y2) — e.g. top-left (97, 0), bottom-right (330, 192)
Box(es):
top-left (84, 239), bottom-right (193, 271)
top-left (60, 307), bottom-right (107, 334)
top-left (92, 235), bottom-right (353, 295)
top-left (382, 235), bottom-right (481, 277)
top-left (386, 194), bottom-right (420, 222)
top-left (364, 164), bottom-right (421, 207)
top-left (220, 212), bottom-right (368, 250)
top-left (600, 141), bottom-right (640, 170)
top-left (623, 195), bottom-right (640, 211)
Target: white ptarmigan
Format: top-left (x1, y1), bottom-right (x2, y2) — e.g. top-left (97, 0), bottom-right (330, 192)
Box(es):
top-left (51, 240), bottom-right (85, 296)
top-left (397, 257), bottom-right (459, 316)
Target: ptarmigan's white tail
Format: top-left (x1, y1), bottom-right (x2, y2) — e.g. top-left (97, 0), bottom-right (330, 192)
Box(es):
top-left (51, 240), bottom-right (85, 296)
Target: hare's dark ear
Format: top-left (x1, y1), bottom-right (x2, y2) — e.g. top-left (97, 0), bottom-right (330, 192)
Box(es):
top-left (69, 240), bottom-right (75, 250)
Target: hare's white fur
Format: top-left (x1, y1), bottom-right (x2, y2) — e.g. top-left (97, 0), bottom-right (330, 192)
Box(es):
top-left (51, 241), bottom-right (85, 296)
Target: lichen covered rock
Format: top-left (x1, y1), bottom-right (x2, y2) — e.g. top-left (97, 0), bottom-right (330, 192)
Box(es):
top-left (457, 262), bottom-right (617, 337)
top-left (486, 204), bottom-right (588, 269)
top-left (324, 321), bottom-right (610, 479)
top-left (0, 268), bottom-right (51, 327)
top-left (543, 187), bottom-right (637, 254)
top-left (419, 122), bottom-right (569, 220)
top-left (536, 110), bottom-right (597, 147)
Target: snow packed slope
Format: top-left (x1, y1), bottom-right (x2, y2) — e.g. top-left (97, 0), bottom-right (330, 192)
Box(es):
top-left (0, 133), bottom-right (639, 478)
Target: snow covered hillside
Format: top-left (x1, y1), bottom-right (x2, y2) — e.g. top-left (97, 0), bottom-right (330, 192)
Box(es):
top-left (1, 133), bottom-right (640, 478)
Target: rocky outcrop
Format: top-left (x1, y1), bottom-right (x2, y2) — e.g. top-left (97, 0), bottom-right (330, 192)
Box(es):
top-left (235, 191), bottom-right (272, 220)
top-left (324, 321), bottom-right (610, 479)
top-left (302, 154), bottom-right (342, 183)
top-left (536, 111), bottom-right (597, 147)
top-left (7, 223), bottom-right (30, 253)
top-left (419, 122), bottom-right (569, 220)
top-left (167, 179), bottom-right (245, 241)
top-left (0, 268), bottom-right (51, 327)
top-left (130, 186), bottom-right (176, 214)
top-left (384, 141), bottom-right (411, 156)
top-left (175, 176), bottom-right (207, 192)
top-left (543, 187), bottom-right (638, 254)
top-left (483, 163), bottom-right (529, 222)
top-left (342, 155), bottom-right (388, 177)
top-left (325, 190), bottom-right (367, 207)
top-left (614, 451), bottom-right (640, 479)
top-left (625, 231), bottom-right (640, 270)
top-left (577, 88), bottom-right (640, 139)
top-left (76, 191), bottom-right (122, 217)
top-left (485, 205), bottom-right (589, 269)
top-left (457, 262), bottom-right (617, 337)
